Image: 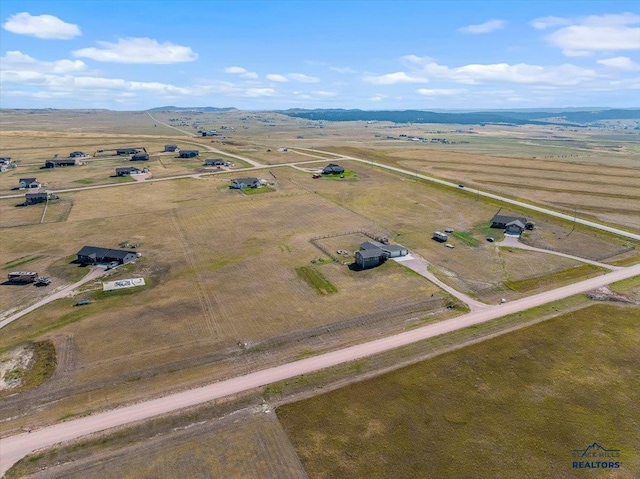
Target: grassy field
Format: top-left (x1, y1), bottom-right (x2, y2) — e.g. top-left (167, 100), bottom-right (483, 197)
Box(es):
top-left (1, 110), bottom-right (638, 468)
top-left (278, 303), bottom-right (640, 479)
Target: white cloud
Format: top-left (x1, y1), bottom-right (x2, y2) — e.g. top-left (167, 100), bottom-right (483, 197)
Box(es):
top-left (535, 13), bottom-right (640, 56)
top-left (1, 51), bottom-right (87, 73)
top-left (458, 19), bottom-right (507, 34)
top-left (2, 12), bottom-right (81, 39)
top-left (267, 73), bottom-right (289, 82)
top-left (363, 71), bottom-right (429, 85)
top-left (312, 90), bottom-right (337, 97)
top-left (73, 37), bottom-right (198, 64)
top-left (288, 73), bottom-right (320, 83)
top-left (244, 88), bottom-right (277, 97)
top-left (330, 66), bottom-right (357, 74)
top-left (225, 66), bottom-right (258, 79)
top-left (416, 88), bottom-right (467, 96)
top-left (374, 55), bottom-right (598, 86)
top-left (531, 16), bottom-right (571, 30)
top-left (597, 56), bottom-right (640, 70)
top-left (368, 94), bottom-right (386, 101)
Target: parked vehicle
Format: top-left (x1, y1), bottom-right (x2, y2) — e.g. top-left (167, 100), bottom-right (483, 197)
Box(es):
top-left (76, 299), bottom-right (91, 306)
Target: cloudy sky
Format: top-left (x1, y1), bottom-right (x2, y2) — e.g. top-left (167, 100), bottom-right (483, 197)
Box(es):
top-left (1, 0), bottom-right (639, 110)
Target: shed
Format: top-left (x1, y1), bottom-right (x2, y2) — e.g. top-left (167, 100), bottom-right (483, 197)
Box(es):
top-left (164, 144), bottom-right (178, 152)
top-left (322, 163), bottom-right (345, 175)
top-left (432, 231), bottom-right (448, 242)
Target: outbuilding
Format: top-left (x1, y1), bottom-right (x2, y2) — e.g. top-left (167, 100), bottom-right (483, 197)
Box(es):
top-left (164, 144), bottom-right (178, 152)
top-left (432, 231), bottom-right (448, 242)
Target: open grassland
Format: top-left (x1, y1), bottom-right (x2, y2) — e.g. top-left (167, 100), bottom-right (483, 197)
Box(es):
top-left (0, 175), bottom-right (454, 434)
top-left (288, 164), bottom-right (628, 302)
top-left (11, 411), bottom-right (307, 479)
top-left (319, 146), bottom-right (640, 232)
top-left (278, 303), bottom-right (640, 479)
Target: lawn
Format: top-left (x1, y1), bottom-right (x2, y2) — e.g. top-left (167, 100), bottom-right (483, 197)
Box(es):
top-left (278, 303), bottom-right (640, 479)
top-left (296, 266), bottom-right (337, 294)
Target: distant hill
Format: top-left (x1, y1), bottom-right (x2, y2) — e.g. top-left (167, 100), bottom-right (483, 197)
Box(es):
top-left (148, 106), bottom-right (237, 112)
top-left (280, 108), bottom-right (640, 126)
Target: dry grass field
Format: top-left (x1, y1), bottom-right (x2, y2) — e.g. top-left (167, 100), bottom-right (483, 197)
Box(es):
top-left (1, 110), bottom-right (638, 475)
top-left (278, 303), bottom-right (640, 479)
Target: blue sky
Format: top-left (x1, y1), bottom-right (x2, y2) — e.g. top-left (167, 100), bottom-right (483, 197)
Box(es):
top-left (1, 0), bottom-right (639, 110)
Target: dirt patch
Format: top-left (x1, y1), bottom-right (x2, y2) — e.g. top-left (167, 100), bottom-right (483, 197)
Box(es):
top-left (587, 286), bottom-right (639, 305)
top-left (0, 344), bottom-right (34, 391)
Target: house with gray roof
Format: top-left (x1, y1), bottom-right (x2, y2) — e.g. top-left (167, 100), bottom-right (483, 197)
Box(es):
top-left (491, 213), bottom-right (535, 232)
top-left (356, 240), bottom-right (408, 269)
top-left (231, 177), bottom-right (260, 189)
top-left (19, 178), bottom-right (40, 189)
top-left (76, 246), bottom-right (138, 265)
top-left (322, 163), bottom-right (345, 175)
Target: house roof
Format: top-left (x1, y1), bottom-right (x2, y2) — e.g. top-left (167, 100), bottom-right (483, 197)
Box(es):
top-left (357, 248), bottom-right (385, 259)
top-left (233, 177), bottom-right (259, 184)
top-left (20, 178), bottom-right (37, 183)
top-left (77, 246), bottom-right (136, 259)
top-left (360, 241), bottom-right (406, 253)
top-left (360, 241), bottom-right (385, 250)
top-left (116, 166), bottom-right (140, 172)
top-left (25, 192), bottom-right (48, 198)
top-left (506, 220), bottom-right (526, 228)
top-left (165, 144), bottom-right (177, 148)
top-left (323, 163), bottom-right (344, 172)
top-left (491, 214), bottom-right (527, 225)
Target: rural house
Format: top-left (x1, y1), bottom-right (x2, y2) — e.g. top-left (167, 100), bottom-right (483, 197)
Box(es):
top-left (116, 166), bottom-right (142, 176)
top-left (19, 178), bottom-right (41, 189)
top-left (490, 214), bottom-right (535, 231)
top-left (164, 144), bottom-right (178, 152)
top-left (76, 246), bottom-right (138, 265)
top-left (24, 192), bottom-right (50, 205)
top-left (178, 150), bottom-right (199, 158)
top-left (231, 177), bottom-right (260, 189)
top-left (117, 148), bottom-right (141, 155)
top-left (355, 240), bottom-right (408, 269)
top-left (45, 158), bottom-right (78, 168)
top-left (131, 152), bottom-right (150, 161)
top-left (204, 159), bottom-right (226, 166)
top-left (322, 163), bottom-right (345, 175)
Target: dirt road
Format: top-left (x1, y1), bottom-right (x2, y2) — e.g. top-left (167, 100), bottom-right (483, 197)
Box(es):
top-left (2, 263), bottom-right (638, 475)
top-left (292, 148), bottom-right (640, 242)
top-left (0, 267), bottom-right (106, 330)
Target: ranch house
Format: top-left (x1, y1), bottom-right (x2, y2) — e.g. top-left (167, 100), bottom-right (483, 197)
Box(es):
top-left (116, 166), bottom-right (142, 176)
top-left (45, 158), bottom-right (78, 168)
top-left (231, 177), bottom-right (260, 189)
top-left (19, 178), bottom-right (41, 189)
top-left (356, 240), bottom-right (408, 269)
top-left (178, 150), bottom-right (199, 158)
top-left (131, 152), bottom-right (150, 161)
top-left (322, 163), bottom-right (345, 175)
top-left (204, 159), bottom-right (226, 166)
top-left (76, 246), bottom-right (138, 265)
top-left (490, 214), bottom-right (535, 231)
top-left (164, 144), bottom-right (178, 152)
top-left (24, 192), bottom-right (50, 205)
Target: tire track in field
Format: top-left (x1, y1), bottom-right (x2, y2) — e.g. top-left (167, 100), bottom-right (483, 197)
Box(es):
top-left (169, 210), bottom-right (224, 339)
